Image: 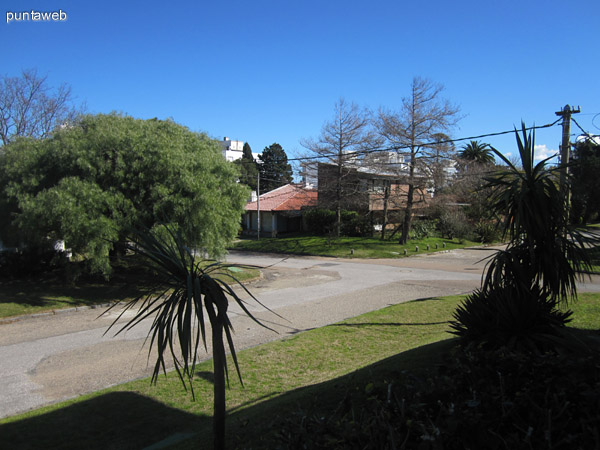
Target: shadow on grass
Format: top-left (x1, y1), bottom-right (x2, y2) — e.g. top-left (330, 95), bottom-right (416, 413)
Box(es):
top-left (0, 281), bottom-right (145, 307)
top-left (1, 339), bottom-right (456, 450)
top-left (0, 280), bottom-right (148, 317)
top-left (215, 338), bottom-right (459, 449)
top-left (0, 392), bottom-right (204, 450)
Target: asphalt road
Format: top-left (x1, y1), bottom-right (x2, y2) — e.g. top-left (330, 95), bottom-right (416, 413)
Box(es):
top-left (1, 246), bottom-right (598, 419)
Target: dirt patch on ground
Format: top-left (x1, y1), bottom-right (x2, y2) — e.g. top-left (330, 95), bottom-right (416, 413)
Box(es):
top-left (249, 266), bottom-right (341, 292)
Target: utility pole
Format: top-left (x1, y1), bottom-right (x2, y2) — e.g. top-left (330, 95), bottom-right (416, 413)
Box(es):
top-left (555, 104), bottom-right (580, 217)
top-left (256, 172), bottom-right (260, 240)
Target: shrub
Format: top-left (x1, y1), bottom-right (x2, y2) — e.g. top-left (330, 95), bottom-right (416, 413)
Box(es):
top-left (409, 219), bottom-right (436, 239)
top-left (303, 209), bottom-right (336, 235)
top-left (274, 344), bottom-right (600, 450)
top-left (473, 221), bottom-right (500, 243)
top-left (340, 210), bottom-right (371, 237)
top-left (304, 209), bottom-right (371, 237)
top-left (437, 210), bottom-right (472, 242)
top-left (451, 124), bottom-right (598, 352)
top-left (449, 285), bottom-right (573, 352)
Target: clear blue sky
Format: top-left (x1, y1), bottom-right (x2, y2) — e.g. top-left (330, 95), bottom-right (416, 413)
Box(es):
top-left (3, 0), bottom-right (599, 171)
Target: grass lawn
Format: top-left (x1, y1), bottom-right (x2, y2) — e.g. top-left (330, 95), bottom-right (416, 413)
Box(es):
top-left (1, 292), bottom-right (598, 449)
top-left (232, 234), bottom-right (482, 258)
top-left (0, 259), bottom-right (259, 320)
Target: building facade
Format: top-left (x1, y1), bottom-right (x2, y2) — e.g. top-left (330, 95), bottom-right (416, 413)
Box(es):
top-left (220, 136), bottom-right (244, 162)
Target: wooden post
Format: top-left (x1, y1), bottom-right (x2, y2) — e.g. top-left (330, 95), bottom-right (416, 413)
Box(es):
top-left (257, 173), bottom-right (261, 240)
top-left (555, 104), bottom-right (580, 219)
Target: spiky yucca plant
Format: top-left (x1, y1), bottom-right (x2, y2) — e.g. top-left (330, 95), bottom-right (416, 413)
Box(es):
top-left (104, 224), bottom-right (276, 449)
top-left (450, 123), bottom-right (598, 350)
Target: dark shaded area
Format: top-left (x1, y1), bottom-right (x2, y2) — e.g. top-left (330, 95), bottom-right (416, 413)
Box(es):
top-left (0, 392), bottom-right (203, 450)
top-left (0, 279), bottom-right (146, 309)
top-left (195, 371), bottom-right (215, 384)
top-left (218, 339), bottom-right (457, 449)
top-left (221, 332), bottom-right (600, 449)
top-left (0, 255), bottom-right (157, 310)
top-left (4, 329), bottom-right (599, 449)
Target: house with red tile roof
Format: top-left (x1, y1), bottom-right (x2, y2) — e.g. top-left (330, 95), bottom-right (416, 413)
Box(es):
top-left (243, 184), bottom-right (317, 236)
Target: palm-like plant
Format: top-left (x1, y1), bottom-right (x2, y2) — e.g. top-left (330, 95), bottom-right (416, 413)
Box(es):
top-left (450, 124), bottom-right (598, 350)
top-left (104, 224), bottom-right (276, 449)
top-left (459, 140), bottom-right (495, 166)
top-left (484, 123), bottom-right (595, 302)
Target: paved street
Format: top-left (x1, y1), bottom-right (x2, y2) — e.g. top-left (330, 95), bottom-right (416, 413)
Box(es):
top-left (1, 246), bottom-right (598, 419)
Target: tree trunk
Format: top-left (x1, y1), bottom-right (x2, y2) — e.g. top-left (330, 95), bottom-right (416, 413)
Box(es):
top-left (335, 151), bottom-right (343, 238)
top-left (212, 321), bottom-right (226, 450)
top-left (109, 237), bottom-right (128, 264)
top-left (400, 150), bottom-right (417, 245)
top-left (399, 183), bottom-right (414, 245)
top-left (381, 182), bottom-right (390, 240)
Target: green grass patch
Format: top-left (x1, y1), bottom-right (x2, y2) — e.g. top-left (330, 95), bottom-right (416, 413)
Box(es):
top-left (232, 234), bottom-right (480, 258)
top-left (0, 258), bottom-right (259, 319)
top-left (0, 278), bottom-right (142, 319)
top-left (2, 293), bottom-right (598, 449)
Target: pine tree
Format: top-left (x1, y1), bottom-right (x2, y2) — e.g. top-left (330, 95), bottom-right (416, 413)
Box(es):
top-left (258, 143), bottom-right (293, 192)
top-left (234, 142), bottom-right (258, 191)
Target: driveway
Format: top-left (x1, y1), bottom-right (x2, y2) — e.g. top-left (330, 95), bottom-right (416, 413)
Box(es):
top-left (0, 246), bottom-right (597, 419)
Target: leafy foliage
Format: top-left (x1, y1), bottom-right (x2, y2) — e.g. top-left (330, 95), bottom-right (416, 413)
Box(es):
top-left (303, 209), bottom-right (336, 235)
top-left (458, 140), bottom-right (494, 166)
top-left (437, 210), bottom-right (472, 241)
top-left (450, 286), bottom-right (573, 351)
top-left (483, 124), bottom-right (596, 303)
top-left (234, 142), bottom-right (258, 191)
top-left (570, 138), bottom-right (600, 224)
top-left (258, 143), bottom-right (293, 193)
top-left (409, 219), bottom-right (436, 239)
top-left (473, 221), bottom-right (500, 244)
top-left (274, 343), bottom-right (600, 449)
top-left (450, 123), bottom-right (598, 351)
top-left (0, 114), bottom-right (248, 276)
top-left (303, 209), bottom-right (370, 237)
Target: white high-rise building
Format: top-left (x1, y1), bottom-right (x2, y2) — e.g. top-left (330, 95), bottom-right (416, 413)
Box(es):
top-left (220, 136), bottom-right (244, 162)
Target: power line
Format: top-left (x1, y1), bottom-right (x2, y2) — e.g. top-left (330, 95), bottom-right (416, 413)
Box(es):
top-left (571, 117), bottom-right (600, 141)
top-left (287, 120), bottom-right (562, 163)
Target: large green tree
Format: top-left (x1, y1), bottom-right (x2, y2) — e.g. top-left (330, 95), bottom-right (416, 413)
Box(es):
top-left (458, 140), bottom-right (495, 167)
top-left (0, 114), bottom-right (248, 275)
top-left (234, 142), bottom-right (258, 191)
top-left (258, 143), bottom-right (293, 193)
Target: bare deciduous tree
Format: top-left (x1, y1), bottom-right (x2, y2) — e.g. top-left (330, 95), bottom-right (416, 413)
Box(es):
top-left (301, 98), bottom-right (379, 237)
top-left (0, 69), bottom-right (82, 146)
top-left (376, 77), bottom-right (461, 244)
top-left (423, 132), bottom-right (456, 194)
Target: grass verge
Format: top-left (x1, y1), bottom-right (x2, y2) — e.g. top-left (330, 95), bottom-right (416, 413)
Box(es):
top-left (0, 259), bottom-right (259, 319)
top-left (232, 234), bottom-right (481, 258)
top-left (1, 293), bottom-right (598, 449)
